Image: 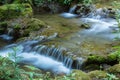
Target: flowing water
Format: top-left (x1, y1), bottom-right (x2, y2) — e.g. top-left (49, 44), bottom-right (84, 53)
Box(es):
top-left (59, 7), bottom-right (120, 56)
top-left (0, 35), bottom-right (83, 74)
top-left (0, 6), bottom-right (120, 74)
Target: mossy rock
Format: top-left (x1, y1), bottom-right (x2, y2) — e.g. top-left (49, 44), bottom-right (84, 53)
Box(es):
top-left (72, 70), bottom-right (91, 80)
top-left (23, 18), bottom-right (46, 36)
top-left (27, 18), bottom-right (46, 31)
top-left (84, 54), bottom-right (119, 66)
top-left (0, 3), bottom-right (32, 20)
top-left (6, 17), bottom-right (47, 39)
top-left (107, 64), bottom-right (120, 74)
top-left (85, 55), bottom-right (106, 64)
top-left (88, 70), bottom-right (107, 79)
top-left (106, 64), bottom-right (120, 79)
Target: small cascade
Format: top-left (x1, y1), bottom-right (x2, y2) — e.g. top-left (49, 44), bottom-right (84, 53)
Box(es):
top-left (32, 44), bottom-right (83, 69)
top-left (0, 34), bottom-right (84, 74)
top-left (7, 28), bottom-right (14, 36)
top-left (0, 34), bottom-right (13, 41)
top-left (69, 5), bottom-right (77, 13)
top-left (60, 5), bottom-right (78, 18)
top-left (0, 28), bottom-right (13, 41)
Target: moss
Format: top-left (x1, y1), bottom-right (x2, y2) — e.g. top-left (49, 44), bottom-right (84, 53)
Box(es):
top-left (107, 53), bottom-right (117, 62)
top-left (107, 64), bottom-right (120, 74)
top-left (71, 70), bottom-right (91, 80)
top-left (27, 18), bottom-right (46, 31)
top-left (0, 3), bottom-right (32, 20)
top-left (88, 70), bottom-right (107, 79)
top-left (86, 55), bottom-right (106, 64)
top-left (84, 53), bottom-right (119, 66)
top-left (107, 64), bottom-right (120, 79)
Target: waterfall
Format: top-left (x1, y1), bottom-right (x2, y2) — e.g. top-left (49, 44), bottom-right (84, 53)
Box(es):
top-left (0, 34), bottom-right (84, 74)
top-left (69, 5), bottom-right (77, 13)
top-left (0, 28), bottom-right (13, 41)
top-left (60, 5), bottom-right (78, 18)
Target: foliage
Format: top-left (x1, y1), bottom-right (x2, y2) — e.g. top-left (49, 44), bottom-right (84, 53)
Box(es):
top-left (0, 47), bottom-right (42, 80)
top-left (0, 47), bottom-right (24, 80)
top-left (112, 1), bottom-right (120, 28)
top-left (103, 73), bottom-right (118, 80)
top-left (83, 0), bottom-right (93, 5)
top-left (0, 3), bottom-right (32, 20)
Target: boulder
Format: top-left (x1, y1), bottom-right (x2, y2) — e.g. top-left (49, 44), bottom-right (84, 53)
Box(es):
top-left (107, 64), bottom-right (120, 79)
top-left (72, 70), bottom-right (91, 80)
top-left (74, 4), bottom-right (96, 17)
top-left (3, 18), bottom-right (47, 40)
top-left (88, 70), bottom-right (107, 80)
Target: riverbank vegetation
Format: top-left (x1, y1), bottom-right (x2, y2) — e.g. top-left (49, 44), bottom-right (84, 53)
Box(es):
top-left (0, 0), bottom-right (120, 80)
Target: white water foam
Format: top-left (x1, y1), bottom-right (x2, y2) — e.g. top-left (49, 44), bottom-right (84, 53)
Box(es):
top-left (0, 43), bottom-right (71, 75)
top-left (18, 52), bottom-right (71, 75)
top-left (60, 12), bottom-right (78, 18)
top-left (80, 17), bottom-right (120, 40)
top-left (0, 34), bottom-right (13, 41)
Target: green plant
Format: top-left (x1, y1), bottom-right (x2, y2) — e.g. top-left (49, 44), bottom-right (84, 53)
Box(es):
top-left (83, 0), bottom-right (93, 5)
top-left (0, 47), bottom-right (24, 80)
top-left (112, 1), bottom-right (120, 28)
top-left (103, 73), bottom-right (118, 80)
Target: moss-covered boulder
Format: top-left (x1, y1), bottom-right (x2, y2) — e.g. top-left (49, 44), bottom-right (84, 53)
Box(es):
top-left (83, 53), bottom-right (119, 66)
top-left (23, 18), bottom-right (47, 37)
top-left (0, 3), bottom-right (32, 20)
top-left (107, 64), bottom-right (120, 74)
top-left (88, 70), bottom-right (107, 80)
top-left (7, 18), bottom-right (47, 40)
top-left (72, 70), bottom-right (91, 80)
top-left (84, 55), bottom-right (106, 65)
top-left (27, 18), bottom-right (46, 31)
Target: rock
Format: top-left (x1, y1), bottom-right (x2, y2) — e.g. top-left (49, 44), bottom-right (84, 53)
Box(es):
top-left (80, 23), bottom-right (90, 29)
top-left (72, 70), bottom-right (91, 80)
top-left (1, 17), bottom-right (47, 40)
top-left (107, 64), bottom-right (120, 79)
top-left (88, 70), bottom-right (107, 80)
top-left (0, 3), bottom-right (32, 20)
top-left (83, 54), bottom-right (119, 66)
top-left (74, 4), bottom-right (96, 17)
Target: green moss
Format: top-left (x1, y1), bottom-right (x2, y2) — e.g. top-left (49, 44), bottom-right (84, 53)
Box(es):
top-left (107, 53), bottom-right (117, 62)
top-left (86, 55), bottom-right (106, 64)
top-left (107, 64), bottom-right (120, 74)
top-left (27, 18), bottom-right (46, 31)
top-left (0, 3), bottom-right (32, 20)
top-left (88, 70), bottom-right (107, 79)
top-left (71, 70), bottom-right (91, 80)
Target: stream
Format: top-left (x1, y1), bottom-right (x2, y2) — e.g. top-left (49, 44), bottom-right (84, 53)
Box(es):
top-left (0, 6), bottom-right (120, 74)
